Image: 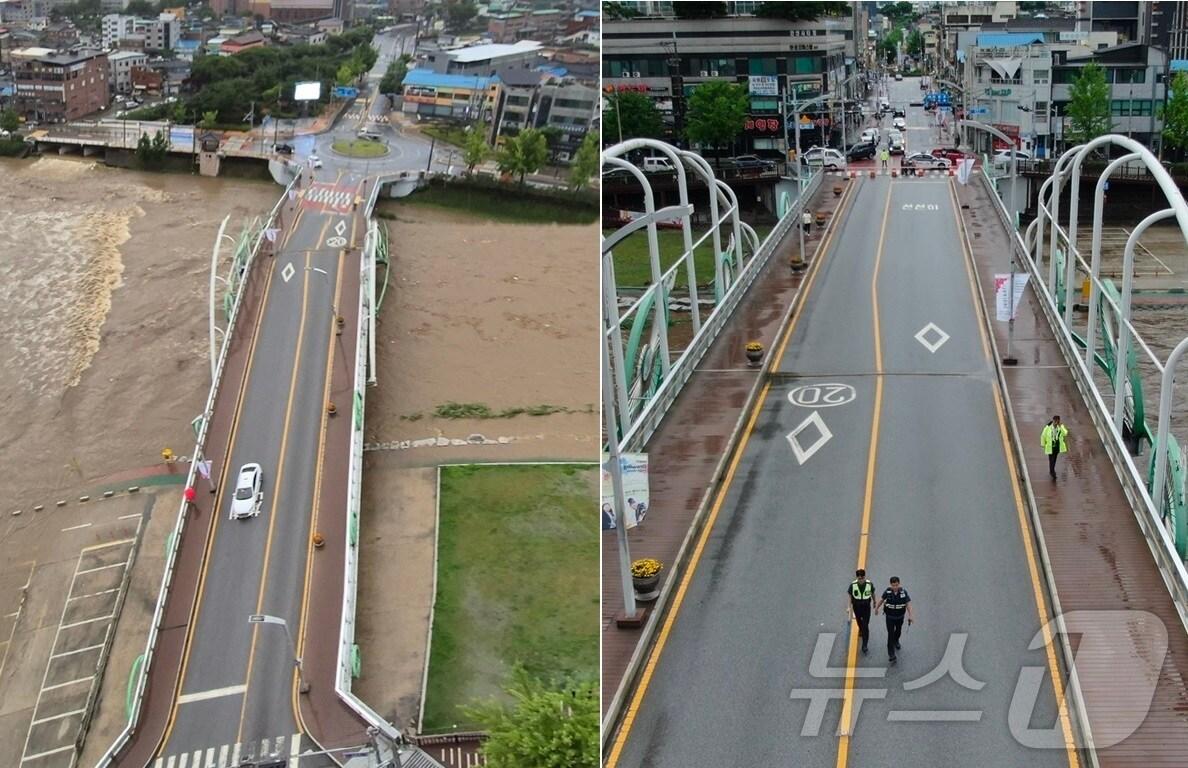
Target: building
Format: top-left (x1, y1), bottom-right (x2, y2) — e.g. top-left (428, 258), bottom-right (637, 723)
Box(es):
top-left (40, 20), bottom-right (78, 48)
top-left (13, 48), bottom-right (109, 122)
top-left (603, 13), bottom-right (856, 157)
top-left (100, 0), bottom-right (131, 10)
top-left (277, 23), bottom-right (325, 44)
top-left (266, 0), bottom-right (334, 24)
top-left (399, 68), bottom-right (496, 120)
top-left (143, 13), bottom-right (179, 51)
top-left (129, 63), bottom-right (161, 94)
top-left (316, 17), bottom-right (342, 34)
top-left (534, 74), bottom-right (598, 160)
top-left (0, 0), bottom-right (45, 24)
top-left (106, 48), bottom-right (144, 93)
top-left (424, 40), bottom-right (543, 76)
top-left (486, 9), bottom-right (563, 44)
top-left (220, 29), bottom-right (266, 54)
top-left (101, 13), bottom-right (133, 48)
top-left (489, 67), bottom-right (541, 138)
top-left (1051, 42), bottom-right (1166, 152)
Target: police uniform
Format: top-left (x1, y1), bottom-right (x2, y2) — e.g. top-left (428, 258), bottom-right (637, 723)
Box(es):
top-left (881, 585), bottom-right (911, 661)
top-left (848, 579), bottom-right (875, 652)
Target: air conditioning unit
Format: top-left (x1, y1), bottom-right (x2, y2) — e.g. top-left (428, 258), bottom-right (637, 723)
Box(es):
top-left (632, 71), bottom-right (641, 78)
top-left (699, 70), bottom-right (708, 77)
top-left (710, 70), bottom-right (719, 76)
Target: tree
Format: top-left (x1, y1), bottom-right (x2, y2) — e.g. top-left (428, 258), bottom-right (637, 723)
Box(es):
top-left (673, 1), bottom-right (727, 18)
top-left (444, 0), bottom-right (477, 29)
top-left (757, 1), bottom-right (850, 20)
top-left (684, 80), bottom-right (748, 162)
top-left (1160, 72), bottom-right (1188, 158)
top-left (135, 129), bottom-right (169, 168)
top-left (199, 110), bottom-right (219, 129)
top-left (603, 90), bottom-right (663, 142)
top-left (1067, 62), bottom-right (1112, 144)
top-left (125, 0), bottom-right (155, 14)
top-left (462, 126), bottom-right (489, 173)
top-left (379, 56), bottom-right (409, 95)
top-left (0, 109), bottom-right (18, 134)
top-left (496, 128), bottom-right (549, 183)
top-left (879, 1), bottom-right (916, 23)
top-left (603, 2), bottom-right (638, 19)
top-left (906, 29), bottom-right (923, 57)
top-left (568, 130), bottom-right (599, 190)
top-left (463, 670), bottom-right (597, 768)
top-left (878, 27), bottom-right (903, 64)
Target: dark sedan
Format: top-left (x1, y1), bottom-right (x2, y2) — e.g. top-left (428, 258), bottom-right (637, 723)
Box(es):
top-left (845, 141), bottom-right (877, 161)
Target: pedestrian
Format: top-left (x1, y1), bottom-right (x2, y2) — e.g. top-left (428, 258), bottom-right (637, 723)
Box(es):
top-left (1042, 414), bottom-right (1069, 479)
top-left (847, 568), bottom-right (876, 655)
top-left (880, 147), bottom-right (890, 169)
top-left (802, 210), bottom-right (812, 234)
top-left (875, 576), bottom-right (913, 664)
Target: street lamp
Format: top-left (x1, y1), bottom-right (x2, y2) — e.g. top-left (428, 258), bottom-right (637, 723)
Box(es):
top-left (248, 614), bottom-right (309, 693)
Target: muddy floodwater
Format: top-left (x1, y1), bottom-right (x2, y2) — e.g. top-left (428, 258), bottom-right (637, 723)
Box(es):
top-left (0, 157), bottom-right (280, 506)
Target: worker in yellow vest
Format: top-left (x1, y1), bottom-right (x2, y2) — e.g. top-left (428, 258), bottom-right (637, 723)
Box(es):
top-left (847, 568), bottom-right (875, 655)
top-left (1041, 414), bottom-right (1069, 480)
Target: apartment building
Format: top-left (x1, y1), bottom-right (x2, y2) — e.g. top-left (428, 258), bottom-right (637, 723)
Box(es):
top-left (13, 47), bottom-right (109, 122)
top-left (106, 48), bottom-right (144, 93)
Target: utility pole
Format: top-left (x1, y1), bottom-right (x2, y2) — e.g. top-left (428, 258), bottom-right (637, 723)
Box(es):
top-left (663, 33), bottom-right (684, 148)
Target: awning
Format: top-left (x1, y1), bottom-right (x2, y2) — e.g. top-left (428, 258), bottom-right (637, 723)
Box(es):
top-left (984, 57), bottom-right (1023, 80)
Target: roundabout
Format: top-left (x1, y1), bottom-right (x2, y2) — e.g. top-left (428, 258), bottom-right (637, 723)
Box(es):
top-left (330, 138), bottom-right (391, 158)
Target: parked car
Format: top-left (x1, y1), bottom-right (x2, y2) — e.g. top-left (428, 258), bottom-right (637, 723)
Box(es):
top-left (902, 152), bottom-right (951, 170)
top-left (895, 72), bottom-right (904, 81)
top-left (228, 463), bottom-right (262, 520)
top-left (275, 143), bottom-right (294, 155)
top-left (731, 154), bottom-right (776, 171)
top-left (642, 156), bottom-right (675, 172)
top-left (800, 146), bottom-right (846, 170)
top-left (892, 117), bottom-right (907, 131)
top-left (931, 147), bottom-right (974, 164)
top-left (992, 148), bottom-right (1033, 165)
top-left (846, 141), bottom-right (877, 161)
top-left (893, 107), bottom-right (906, 118)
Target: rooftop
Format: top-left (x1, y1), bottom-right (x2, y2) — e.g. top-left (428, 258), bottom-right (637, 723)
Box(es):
top-left (449, 40), bottom-right (541, 63)
top-left (975, 32), bottom-right (1045, 47)
top-left (402, 68), bottom-right (493, 90)
top-left (107, 49), bottom-right (147, 60)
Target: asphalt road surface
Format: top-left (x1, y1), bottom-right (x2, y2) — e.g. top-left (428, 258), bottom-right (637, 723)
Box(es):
top-left (151, 171), bottom-right (368, 768)
top-left (605, 176), bottom-right (1079, 768)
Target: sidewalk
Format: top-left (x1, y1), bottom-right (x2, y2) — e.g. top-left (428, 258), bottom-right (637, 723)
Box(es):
top-left (956, 177), bottom-right (1188, 767)
top-left (601, 178), bottom-right (842, 720)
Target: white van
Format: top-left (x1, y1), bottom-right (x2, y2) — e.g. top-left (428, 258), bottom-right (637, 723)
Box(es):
top-left (642, 156), bottom-right (675, 173)
top-left (861, 128), bottom-right (880, 144)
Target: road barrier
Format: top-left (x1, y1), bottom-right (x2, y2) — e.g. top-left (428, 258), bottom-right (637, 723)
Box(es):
top-left (92, 173), bottom-right (300, 768)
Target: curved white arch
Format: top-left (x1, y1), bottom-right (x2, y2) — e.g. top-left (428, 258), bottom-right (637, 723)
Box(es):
top-left (1085, 152), bottom-right (1140, 368)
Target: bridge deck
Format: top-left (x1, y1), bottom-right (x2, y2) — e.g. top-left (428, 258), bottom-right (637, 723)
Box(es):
top-left (600, 179), bottom-right (838, 716)
top-left (958, 178), bottom-right (1188, 767)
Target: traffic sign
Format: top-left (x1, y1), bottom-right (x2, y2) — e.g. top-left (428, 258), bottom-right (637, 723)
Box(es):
top-left (967, 107), bottom-right (989, 116)
top-left (334, 86), bottom-right (359, 99)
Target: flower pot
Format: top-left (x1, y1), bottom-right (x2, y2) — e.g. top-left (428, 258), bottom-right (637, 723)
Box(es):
top-left (313, 532), bottom-right (325, 549)
top-left (745, 347), bottom-right (764, 366)
top-left (632, 574), bottom-right (661, 602)
top-left (833, 185), bottom-right (843, 197)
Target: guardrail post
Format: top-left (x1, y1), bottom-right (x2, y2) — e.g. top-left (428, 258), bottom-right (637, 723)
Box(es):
top-left (1153, 336), bottom-right (1188, 526)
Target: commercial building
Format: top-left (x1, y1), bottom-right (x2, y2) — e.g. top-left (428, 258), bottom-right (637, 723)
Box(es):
top-left (602, 12), bottom-right (861, 158)
top-left (13, 47), bottom-right (109, 122)
top-left (399, 68), bottom-right (496, 120)
top-left (143, 13), bottom-right (179, 52)
top-left (266, 0), bottom-right (335, 24)
top-left (1050, 42), bottom-right (1167, 152)
top-left (486, 9), bottom-right (563, 44)
top-left (424, 40), bottom-right (544, 76)
top-left (106, 48), bottom-right (144, 93)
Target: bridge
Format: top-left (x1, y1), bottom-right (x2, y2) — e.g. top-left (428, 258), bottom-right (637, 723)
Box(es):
top-left (86, 165), bottom-right (441, 768)
top-left (601, 76), bottom-right (1188, 767)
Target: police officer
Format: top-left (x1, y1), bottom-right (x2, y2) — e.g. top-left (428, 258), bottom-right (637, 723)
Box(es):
top-left (875, 576), bottom-right (914, 664)
top-left (846, 568), bottom-right (875, 655)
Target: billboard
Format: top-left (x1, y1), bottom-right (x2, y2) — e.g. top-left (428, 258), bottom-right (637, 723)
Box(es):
top-left (601, 453), bottom-right (649, 530)
top-left (294, 81), bottom-right (322, 101)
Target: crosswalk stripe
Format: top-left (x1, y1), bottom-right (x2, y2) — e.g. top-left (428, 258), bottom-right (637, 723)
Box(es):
top-left (166, 756), bottom-right (175, 768)
top-left (290, 733), bottom-right (301, 767)
top-left (274, 734), bottom-right (286, 755)
top-left (217, 744), bottom-right (228, 767)
top-left (204, 746), bottom-right (214, 767)
top-left (230, 743), bottom-right (240, 765)
top-left (260, 737), bottom-right (270, 756)
top-left (177, 753), bottom-right (187, 768)
top-left (153, 759), bottom-right (163, 768)
top-left (192, 750), bottom-right (201, 767)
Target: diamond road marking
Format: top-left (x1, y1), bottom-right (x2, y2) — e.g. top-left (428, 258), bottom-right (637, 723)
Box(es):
top-left (281, 262), bottom-right (295, 283)
top-left (334, 220), bottom-right (347, 236)
top-left (914, 322), bottom-right (950, 354)
top-left (786, 411), bottom-right (833, 465)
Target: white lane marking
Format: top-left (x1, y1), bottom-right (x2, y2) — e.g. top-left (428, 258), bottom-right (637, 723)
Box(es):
top-left (41, 675), bottom-right (94, 692)
top-left (81, 537), bottom-right (135, 551)
top-left (118, 512), bottom-right (141, 520)
top-left (788, 383), bottom-right (856, 408)
top-left (175, 683), bottom-right (247, 704)
top-left (787, 411), bottom-right (834, 465)
top-left (59, 613), bottom-right (115, 630)
top-left (914, 322), bottom-right (951, 353)
top-left (290, 734), bottom-right (300, 767)
top-left (30, 707), bottom-right (85, 725)
top-left (260, 737), bottom-right (271, 756)
top-left (50, 642), bottom-right (105, 659)
top-left (61, 523), bottom-right (91, 532)
top-left (75, 561), bottom-right (125, 575)
top-left (20, 744), bottom-right (76, 762)
top-left (67, 587), bottom-right (120, 602)
top-left (334, 219), bottom-right (347, 235)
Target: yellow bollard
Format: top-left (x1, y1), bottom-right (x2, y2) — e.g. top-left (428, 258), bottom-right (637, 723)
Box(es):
top-left (162, 448), bottom-right (175, 464)
top-left (1082, 278), bottom-right (1091, 305)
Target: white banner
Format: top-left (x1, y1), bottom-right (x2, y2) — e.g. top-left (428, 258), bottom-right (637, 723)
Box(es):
top-left (601, 452), bottom-right (649, 530)
top-left (995, 273), bottom-right (1030, 321)
top-left (956, 157), bottom-right (976, 185)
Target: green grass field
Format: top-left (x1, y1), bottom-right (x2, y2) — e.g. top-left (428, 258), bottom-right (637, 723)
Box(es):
top-left (421, 464), bottom-right (598, 731)
top-left (331, 138), bottom-right (390, 158)
top-left (609, 225), bottom-right (774, 289)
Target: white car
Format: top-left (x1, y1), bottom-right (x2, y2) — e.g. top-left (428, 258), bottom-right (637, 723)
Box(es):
top-left (892, 117), bottom-right (907, 131)
top-left (860, 128), bottom-right (880, 144)
top-left (229, 463), bottom-right (262, 519)
top-left (992, 148), bottom-right (1032, 165)
top-left (800, 146), bottom-right (846, 170)
top-left (309, 153), bottom-right (323, 168)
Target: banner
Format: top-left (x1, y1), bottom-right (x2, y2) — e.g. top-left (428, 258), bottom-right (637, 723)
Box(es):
top-left (956, 157), bottom-right (975, 185)
top-left (995, 273), bottom-right (1030, 321)
top-left (601, 453), bottom-right (649, 530)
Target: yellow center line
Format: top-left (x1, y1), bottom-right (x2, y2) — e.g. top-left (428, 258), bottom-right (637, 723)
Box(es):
top-left (236, 224), bottom-right (323, 743)
top-left (291, 246), bottom-right (346, 730)
top-left (835, 181), bottom-right (892, 767)
top-left (948, 181), bottom-right (1081, 767)
top-left (157, 256), bottom-right (279, 756)
top-left (605, 179), bottom-right (859, 768)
